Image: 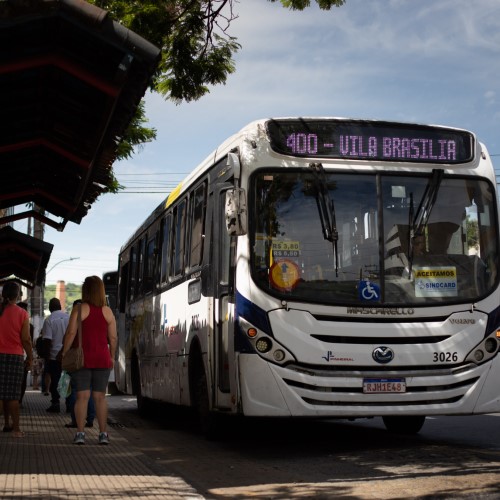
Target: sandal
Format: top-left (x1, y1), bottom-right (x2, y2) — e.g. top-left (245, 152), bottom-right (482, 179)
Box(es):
top-left (12, 431), bottom-right (25, 438)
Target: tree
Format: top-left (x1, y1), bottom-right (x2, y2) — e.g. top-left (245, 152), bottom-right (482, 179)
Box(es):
top-left (466, 216), bottom-right (479, 251)
top-left (89, 1), bottom-right (345, 171)
top-left (44, 283), bottom-right (82, 312)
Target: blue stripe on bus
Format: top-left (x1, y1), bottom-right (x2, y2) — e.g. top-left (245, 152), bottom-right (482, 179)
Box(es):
top-left (235, 291), bottom-right (272, 353)
top-left (486, 304), bottom-right (500, 336)
top-left (235, 290), bottom-right (272, 334)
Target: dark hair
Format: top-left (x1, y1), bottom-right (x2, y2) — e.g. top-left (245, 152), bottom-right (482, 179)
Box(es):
top-left (0, 281), bottom-right (20, 316)
top-left (48, 297), bottom-right (62, 312)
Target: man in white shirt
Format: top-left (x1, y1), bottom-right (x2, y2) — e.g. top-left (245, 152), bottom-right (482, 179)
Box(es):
top-left (41, 298), bottom-right (69, 413)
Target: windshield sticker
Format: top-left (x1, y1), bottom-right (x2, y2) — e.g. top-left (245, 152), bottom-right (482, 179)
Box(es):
top-left (272, 240), bottom-right (301, 258)
top-left (269, 259), bottom-right (301, 292)
top-left (358, 280), bottom-right (381, 302)
top-left (414, 266), bottom-right (457, 297)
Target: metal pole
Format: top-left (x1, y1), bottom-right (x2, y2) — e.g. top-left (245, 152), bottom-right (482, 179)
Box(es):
top-left (31, 206), bottom-right (45, 336)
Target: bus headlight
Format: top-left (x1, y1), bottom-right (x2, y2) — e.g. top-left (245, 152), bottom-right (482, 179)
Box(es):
top-left (474, 350), bottom-right (484, 362)
top-left (274, 349), bottom-right (286, 362)
top-left (239, 317), bottom-right (295, 365)
top-left (466, 332), bottom-right (500, 365)
top-left (255, 337), bottom-right (272, 353)
top-left (484, 338), bottom-right (498, 353)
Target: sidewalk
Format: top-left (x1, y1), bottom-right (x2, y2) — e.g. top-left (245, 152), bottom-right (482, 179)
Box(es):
top-left (0, 389), bottom-right (203, 499)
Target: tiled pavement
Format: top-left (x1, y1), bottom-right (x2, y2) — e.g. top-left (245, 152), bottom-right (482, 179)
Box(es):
top-left (0, 389), bottom-right (203, 499)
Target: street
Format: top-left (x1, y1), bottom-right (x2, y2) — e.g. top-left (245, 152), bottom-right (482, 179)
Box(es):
top-left (107, 395), bottom-right (500, 499)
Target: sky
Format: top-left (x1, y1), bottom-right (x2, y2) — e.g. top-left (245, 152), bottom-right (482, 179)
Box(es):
top-left (14, 0), bottom-right (500, 286)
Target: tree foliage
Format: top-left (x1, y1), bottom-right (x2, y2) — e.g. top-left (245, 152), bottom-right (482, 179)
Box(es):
top-left (466, 216), bottom-right (479, 250)
top-left (87, 0), bottom-right (344, 175)
top-left (44, 283), bottom-right (82, 313)
top-left (115, 100), bottom-right (156, 166)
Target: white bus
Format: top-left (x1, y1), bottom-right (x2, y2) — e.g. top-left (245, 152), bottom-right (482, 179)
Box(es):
top-left (114, 118), bottom-right (500, 435)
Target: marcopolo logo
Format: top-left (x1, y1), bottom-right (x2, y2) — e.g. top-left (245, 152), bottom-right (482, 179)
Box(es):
top-left (372, 346), bottom-right (394, 364)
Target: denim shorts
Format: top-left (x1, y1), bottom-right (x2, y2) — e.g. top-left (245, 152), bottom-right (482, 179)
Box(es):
top-left (70, 368), bottom-right (111, 393)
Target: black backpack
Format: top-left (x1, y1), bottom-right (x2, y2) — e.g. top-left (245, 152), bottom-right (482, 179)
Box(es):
top-left (35, 336), bottom-right (49, 358)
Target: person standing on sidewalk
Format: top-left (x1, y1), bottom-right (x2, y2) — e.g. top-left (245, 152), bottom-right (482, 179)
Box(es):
top-left (41, 298), bottom-right (69, 413)
top-left (0, 281), bottom-right (33, 438)
top-left (17, 301), bottom-right (34, 406)
top-left (64, 300), bottom-right (96, 430)
top-left (61, 276), bottom-right (117, 445)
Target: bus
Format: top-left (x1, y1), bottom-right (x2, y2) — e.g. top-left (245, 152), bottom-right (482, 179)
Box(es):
top-left (103, 270), bottom-right (118, 311)
top-left (114, 117), bottom-right (500, 435)
top-left (103, 270), bottom-right (118, 393)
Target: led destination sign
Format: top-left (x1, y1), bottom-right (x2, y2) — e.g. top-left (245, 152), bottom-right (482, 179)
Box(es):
top-left (266, 119), bottom-right (474, 164)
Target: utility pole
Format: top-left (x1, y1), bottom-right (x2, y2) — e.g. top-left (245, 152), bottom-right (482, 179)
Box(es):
top-left (31, 206), bottom-right (45, 337)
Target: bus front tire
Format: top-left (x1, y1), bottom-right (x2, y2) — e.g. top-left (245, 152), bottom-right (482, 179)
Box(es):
top-left (194, 368), bottom-right (221, 439)
top-left (382, 415), bottom-right (426, 434)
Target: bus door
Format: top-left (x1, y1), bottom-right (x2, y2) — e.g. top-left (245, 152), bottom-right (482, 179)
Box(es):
top-left (213, 184), bottom-right (237, 410)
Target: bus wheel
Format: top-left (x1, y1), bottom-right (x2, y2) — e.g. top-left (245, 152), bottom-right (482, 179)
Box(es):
top-left (131, 354), bottom-right (152, 416)
top-left (136, 380), bottom-right (153, 416)
top-left (382, 415), bottom-right (426, 434)
top-left (194, 368), bottom-right (220, 439)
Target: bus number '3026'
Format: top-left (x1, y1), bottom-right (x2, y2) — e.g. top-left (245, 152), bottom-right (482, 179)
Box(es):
top-left (433, 352), bottom-right (458, 363)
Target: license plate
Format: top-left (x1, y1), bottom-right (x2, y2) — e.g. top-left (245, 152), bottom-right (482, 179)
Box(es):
top-left (363, 378), bottom-right (406, 394)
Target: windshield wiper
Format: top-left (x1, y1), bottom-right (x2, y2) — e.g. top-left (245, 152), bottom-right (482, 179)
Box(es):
top-left (310, 162), bottom-right (339, 276)
top-left (408, 169), bottom-right (444, 274)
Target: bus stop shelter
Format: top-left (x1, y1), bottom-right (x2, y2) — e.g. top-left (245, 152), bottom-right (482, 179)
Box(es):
top-left (0, 225), bottom-right (53, 288)
top-left (0, 0), bottom-right (160, 287)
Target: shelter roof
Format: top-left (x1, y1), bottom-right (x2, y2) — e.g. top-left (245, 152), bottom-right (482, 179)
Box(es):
top-left (0, 0), bottom-right (160, 285)
top-left (0, 0), bottom-right (160, 230)
top-left (0, 226), bottom-right (53, 288)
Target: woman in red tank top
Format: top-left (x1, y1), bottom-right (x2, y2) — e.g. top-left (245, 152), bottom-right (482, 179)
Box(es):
top-left (61, 276), bottom-right (117, 445)
top-left (0, 281), bottom-right (33, 438)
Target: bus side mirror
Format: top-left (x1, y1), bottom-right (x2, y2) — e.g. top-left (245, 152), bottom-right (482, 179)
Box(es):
top-left (225, 188), bottom-right (247, 236)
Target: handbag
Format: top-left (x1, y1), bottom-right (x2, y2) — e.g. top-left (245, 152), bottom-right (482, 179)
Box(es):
top-left (61, 304), bottom-right (84, 372)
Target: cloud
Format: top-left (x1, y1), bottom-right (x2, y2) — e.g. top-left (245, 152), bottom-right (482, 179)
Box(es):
top-left (484, 90), bottom-right (496, 105)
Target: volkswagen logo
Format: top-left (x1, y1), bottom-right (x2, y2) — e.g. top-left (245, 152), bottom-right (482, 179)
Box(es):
top-left (372, 346), bottom-right (394, 364)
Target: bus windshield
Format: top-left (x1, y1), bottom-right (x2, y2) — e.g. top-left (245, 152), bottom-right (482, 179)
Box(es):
top-left (251, 170), bottom-right (498, 306)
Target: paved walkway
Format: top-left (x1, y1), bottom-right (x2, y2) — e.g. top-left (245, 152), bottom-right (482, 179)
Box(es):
top-left (0, 389), bottom-right (203, 499)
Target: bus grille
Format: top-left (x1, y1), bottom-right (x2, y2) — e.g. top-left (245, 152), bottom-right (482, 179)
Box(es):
top-left (273, 363), bottom-right (482, 409)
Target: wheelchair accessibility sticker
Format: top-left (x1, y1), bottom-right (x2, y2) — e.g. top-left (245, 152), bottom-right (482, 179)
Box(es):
top-left (358, 280), bottom-right (380, 302)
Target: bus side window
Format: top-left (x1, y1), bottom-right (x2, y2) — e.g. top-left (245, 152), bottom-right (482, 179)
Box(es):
top-left (129, 245), bottom-right (137, 301)
top-left (189, 182), bottom-right (207, 268)
top-left (153, 230), bottom-right (161, 289)
top-left (136, 237), bottom-right (145, 297)
top-left (172, 200), bottom-right (187, 277)
top-left (143, 234), bottom-right (156, 294)
top-left (160, 214), bottom-right (172, 284)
